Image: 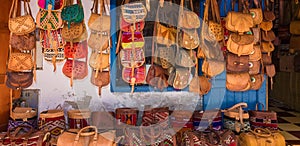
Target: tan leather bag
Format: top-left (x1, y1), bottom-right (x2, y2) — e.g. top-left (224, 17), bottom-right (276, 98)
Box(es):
top-left (8, 53), bottom-right (33, 71)
top-left (249, 8), bottom-right (263, 25)
top-left (225, 12), bottom-right (254, 33)
top-left (175, 49), bottom-right (195, 68)
top-left (261, 42), bottom-right (274, 56)
top-left (169, 68), bottom-right (191, 90)
top-left (226, 73), bottom-right (251, 91)
top-left (250, 74), bottom-right (264, 90)
top-left (91, 70), bottom-right (110, 95)
top-left (179, 10), bottom-right (200, 29)
top-left (180, 29), bottom-right (199, 50)
top-left (290, 21), bottom-right (300, 35)
top-left (227, 35), bottom-right (254, 56)
top-left (156, 23), bottom-right (176, 46)
top-left (249, 45), bottom-right (262, 61)
top-left (89, 51), bottom-right (110, 71)
top-left (202, 59), bottom-right (225, 77)
top-left (266, 64), bottom-right (276, 90)
top-left (261, 30), bottom-right (276, 42)
top-left (88, 31), bottom-right (110, 51)
top-left (158, 47), bottom-right (175, 69)
top-left (260, 21), bottom-right (273, 31)
top-left (62, 22), bottom-right (83, 41)
top-left (249, 61), bottom-right (261, 75)
top-left (189, 76), bottom-right (211, 95)
top-left (88, 0), bottom-right (110, 32)
top-left (57, 126), bottom-right (116, 146)
top-left (230, 33), bottom-right (254, 45)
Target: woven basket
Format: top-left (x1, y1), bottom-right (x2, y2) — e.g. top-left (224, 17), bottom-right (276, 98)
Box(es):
top-left (10, 107), bottom-right (37, 120)
top-left (68, 109), bottom-right (91, 119)
top-left (40, 109), bottom-right (64, 119)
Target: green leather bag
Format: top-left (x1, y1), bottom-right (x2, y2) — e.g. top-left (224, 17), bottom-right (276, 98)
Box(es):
top-left (61, 0), bottom-right (84, 28)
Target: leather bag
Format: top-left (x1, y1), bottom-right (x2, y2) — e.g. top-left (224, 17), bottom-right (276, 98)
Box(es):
top-left (57, 126), bottom-right (116, 146)
top-left (8, 0), bottom-right (35, 35)
top-left (6, 71), bottom-right (33, 90)
top-left (260, 21), bottom-right (273, 31)
top-left (168, 68), bottom-right (191, 90)
top-left (179, 29), bottom-right (199, 50)
top-left (226, 53), bottom-right (249, 73)
top-left (61, 0), bottom-right (84, 28)
top-left (64, 41), bottom-right (88, 59)
top-left (157, 46), bottom-right (176, 69)
top-left (252, 27), bottom-right (260, 44)
top-left (91, 111), bottom-right (114, 130)
top-left (67, 109), bottom-right (91, 129)
top-left (226, 73), bottom-right (251, 91)
top-left (40, 28), bottom-right (65, 49)
top-left (62, 59), bottom-right (88, 80)
top-left (290, 35), bottom-right (300, 50)
top-left (225, 11), bottom-right (254, 33)
top-left (290, 21), bottom-right (300, 35)
top-left (175, 49), bottom-right (195, 68)
top-left (88, 30), bottom-right (110, 51)
top-left (146, 64), bottom-right (168, 91)
top-left (249, 45), bottom-right (262, 61)
top-left (266, 64), bottom-right (276, 90)
top-left (121, 2), bottom-right (147, 24)
top-left (189, 75), bottom-right (212, 96)
top-left (202, 59), bottom-right (225, 77)
top-left (62, 22), bottom-right (84, 41)
top-left (120, 48), bottom-right (145, 68)
top-left (264, 8), bottom-right (276, 21)
top-left (36, 8), bottom-right (63, 30)
top-left (8, 53), bottom-right (33, 72)
top-left (121, 31), bottom-right (145, 49)
top-left (222, 102), bottom-right (250, 133)
top-left (10, 33), bottom-right (35, 51)
top-left (120, 17), bottom-right (144, 32)
top-left (261, 41), bottom-right (274, 56)
top-left (249, 103), bottom-right (278, 130)
top-left (89, 51), bottom-right (110, 71)
top-left (231, 33), bottom-right (254, 45)
top-left (44, 48), bottom-right (65, 62)
top-left (238, 128), bottom-right (285, 146)
top-left (262, 30), bottom-right (276, 42)
top-left (156, 23), bottom-right (176, 46)
top-left (249, 60), bottom-right (261, 75)
top-left (227, 34), bottom-right (254, 56)
top-left (90, 70), bottom-right (110, 95)
top-left (122, 66), bottom-right (146, 85)
top-left (249, 8), bottom-right (263, 25)
top-left (250, 74), bottom-right (264, 90)
top-left (88, 0), bottom-right (110, 32)
top-left (115, 108), bottom-right (138, 128)
top-left (262, 53), bottom-right (272, 65)
top-left (179, 7), bottom-right (200, 29)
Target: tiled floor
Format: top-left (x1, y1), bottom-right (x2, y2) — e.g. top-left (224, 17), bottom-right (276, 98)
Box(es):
top-left (269, 98), bottom-right (300, 146)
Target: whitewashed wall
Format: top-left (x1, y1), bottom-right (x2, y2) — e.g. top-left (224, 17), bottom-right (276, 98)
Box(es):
top-left (25, 0), bottom-right (201, 113)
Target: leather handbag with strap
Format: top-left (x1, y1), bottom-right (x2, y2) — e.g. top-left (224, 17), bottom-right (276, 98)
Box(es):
top-left (6, 71), bottom-right (33, 90)
top-left (250, 73), bottom-right (264, 90)
top-left (249, 103), bottom-right (278, 130)
top-left (122, 65), bottom-right (146, 92)
top-left (90, 70), bottom-right (110, 95)
top-left (179, 29), bottom-right (199, 50)
top-left (89, 50), bottom-right (110, 77)
top-left (249, 45), bottom-right (262, 61)
top-left (263, 0), bottom-right (276, 21)
top-left (238, 128), bottom-right (285, 146)
top-left (261, 41), bottom-right (274, 56)
top-left (202, 58), bottom-right (225, 78)
top-left (88, 0), bottom-right (110, 32)
top-left (249, 60), bottom-right (261, 75)
top-left (88, 30), bottom-right (110, 51)
top-left (38, 0), bottom-right (64, 10)
top-left (64, 41), bottom-right (88, 59)
top-left (61, 0), bottom-right (84, 28)
top-left (226, 52), bottom-right (250, 73)
top-left (61, 22), bottom-right (84, 45)
top-left (226, 72), bottom-right (251, 92)
top-left (10, 33), bottom-right (35, 51)
top-left (146, 64), bottom-right (168, 91)
top-left (222, 102), bottom-right (250, 133)
top-left (120, 17), bottom-right (144, 32)
top-left (168, 68), bottom-right (191, 90)
top-left (178, 0), bottom-right (200, 29)
top-left (121, 31), bottom-right (145, 49)
top-left (175, 49), bottom-right (195, 68)
top-left (36, 6), bottom-right (63, 30)
top-left (252, 27), bottom-right (260, 44)
top-left (261, 30), bottom-right (276, 42)
top-left (8, 53), bottom-right (34, 72)
top-left (265, 64), bottom-right (276, 90)
top-left (262, 53), bottom-right (272, 65)
top-left (227, 34), bottom-right (254, 56)
top-left (57, 126), bottom-right (116, 146)
top-left (121, 2), bottom-right (147, 24)
top-left (260, 20), bottom-right (273, 32)
top-left (225, 11), bottom-right (254, 33)
top-left (9, 0), bottom-right (35, 35)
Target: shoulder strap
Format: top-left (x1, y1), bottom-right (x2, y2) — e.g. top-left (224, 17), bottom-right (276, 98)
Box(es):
top-left (9, 0), bottom-right (18, 19)
top-left (91, 0), bottom-right (99, 14)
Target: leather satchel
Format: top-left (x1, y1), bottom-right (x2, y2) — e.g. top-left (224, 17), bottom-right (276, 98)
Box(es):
top-left (250, 74), bottom-right (264, 90)
top-left (249, 8), bottom-right (263, 25)
top-left (261, 41), bottom-right (274, 56)
top-left (6, 72), bottom-right (33, 90)
top-left (230, 33), bottom-right (254, 45)
top-left (179, 9), bottom-right (200, 29)
top-left (88, 0), bottom-right (110, 32)
top-left (225, 12), bottom-right (254, 33)
top-left (264, 10), bottom-right (276, 21)
top-left (168, 68), bottom-right (191, 90)
top-left (226, 73), bottom-right (251, 91)
top-left (8, 53), bottom-right (33, 72)
top-left (120, 48), bottom-right (145, 68)
top-left (226, 53), bottom-right (249, 73)
top-left (11, 33), bottom-right (35, 51)
top-left (64, 41), bottom-right (88, 59)
top-left (260, 21), bottom-right (273, 31)
top-left (62, 22), bottom-right (84, 41)
top-left (290, 21), bottom-right (300, 35)
top-left (249, 45), bottom-right (262, 61)
top-left (249, 103), bottom-right (278, 130)
top-left (262, 53), bottom-right (272, 65)
top-left (262, 30), bottom-right (276, 42)
top-left (290, 35), bottom-right (300, 50)
top-left (157, 46), bottom-right (176, 69)
top-left (88, 30), bottom-right (110, 51)
top-left (239, 128), bottom-right (285, 146)
top-left (36, 8), bottom-right (63, 30)
top-left (175, 49), bottom-right (195, 68)
top-left (156, 23), bottom-right (176, 46)
top-left (189, 75), bottom-right (212, 95)
top-left (121, 31), bottom-right (145, 49)
top-left (179, 29), bottom-right (199, 50)
top-left (61, 0), bottom-right (84, 28)
top-left (146, 64), bottom-right (168, 91)
top-left (89, 51), bottom-right (110, 71)
top-left (227, 34), bottom-right (254, 56)
top-left (57, 126), bottom-right (116, 146)
top-left (249, 61), bottom-right (261, 75)
top-left (91, 111), bottom-right (114, 130)
top-left (9, 0), bottom-right (35, 35)
top-left (62, 59), bottom-right (88, 80)
top-left (202, 59), bottom-right (225, 77)
top-left (121, 2), bottom-right (147, 24)
top-left (120, 17), bottom-right (144, 32)
top-left (90, 70), bottom-right (110, 95)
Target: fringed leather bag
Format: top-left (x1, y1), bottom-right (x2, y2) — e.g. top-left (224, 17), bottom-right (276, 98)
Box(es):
top-left (9, 0), bottom-right (35, 35)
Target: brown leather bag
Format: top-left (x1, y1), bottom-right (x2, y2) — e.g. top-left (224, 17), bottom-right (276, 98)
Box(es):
top-left (168, 68), bottom-right (191, 90)
top-left (226, 53), bottom-right (249, 73)
top-left (262, 53), bottom-right (272, 65)
top-left (6, 72), bottom-right (33, 90)
top-left (250, 74), bottom-right (265, 90)
top-left (180, 29), bottom-right (199, 50)
top-left (189, 75), bottom-right (212, 95)
top-left (225, 12), bottom-right (254, 33)
top-left (202, 59), bottom-right (225, 77)
top-left (266, 64), bottom-right (276, 90)
top-left (249, 8), bottom-right (263, 25)
top-left (146, 64), bottom-right (168, 91)
top-left (260, 21), bottom-right (273, 32)
top-left (249, 61), bottom-right (261, 75)
top-left (11, 33), bottom-right (35, 51)
top-left (227, 34), bottom-right (254, 56)
top-left (261, 30), bottom-right (276, 42)
top-left (261, 42), bottom-right (274, 56)
top-left (230, 33), bottom-right (254, 45)
top-left (249, 45), bottom-right (262, 61)
top-left (252, 27), bottom-right (260, 44)
top-left (226, 73), bottom-right (251, 91)
top-left (91, 70), bottom-right (109, 95)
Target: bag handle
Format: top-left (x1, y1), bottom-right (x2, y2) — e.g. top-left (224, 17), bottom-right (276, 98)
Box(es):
top-left (151, 2), bottom-right (161, 66)
top-left (8, 125), bottom-right (34, 140)
top-left (255, 102), bottom-right (265, 111)
top-left (9, 0), bottom-right (18, 19)
top-left (74, 126), bottom-right (98, 145)
top-left (250, 128), bottom-right (272, 137)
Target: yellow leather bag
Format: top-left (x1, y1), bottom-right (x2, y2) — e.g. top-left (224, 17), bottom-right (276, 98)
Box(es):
top-left (225, 12), bottom-right (254, 33)
top-left (238, 128), bottom-right (285, 146)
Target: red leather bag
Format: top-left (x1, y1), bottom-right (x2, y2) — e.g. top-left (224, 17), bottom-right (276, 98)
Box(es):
top-left (64, 40), bottom-right (88, 59)
top-left (62, 59), bottom-right (88, 80)
top-left (120, 18), bottom-right (145, 32)
top-left (121, 31), bottom-right (144, 49)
